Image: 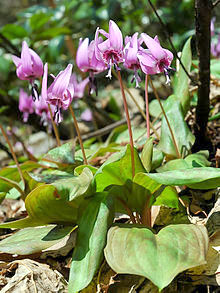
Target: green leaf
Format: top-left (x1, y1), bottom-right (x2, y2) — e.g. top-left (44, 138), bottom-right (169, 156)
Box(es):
top-left (174, 37), bottom-right (192, 115)
top-left (29, 12), bottom-right (52, 31)
top-left (210, 59), bottom-right (220, 78)
top-left (43, 142), bottom-right (76, 165)
top-left (151, 148), bottom-right (164, 171)
top-left (141, 137), bottom-right (153, 172)
top-left (36, 27), bottom-right (71, 40)
top-left (94, 145), bottom-right (145, 192)
top-left (156, 151), bottom-right (211, 173)
top-left (0, 161), bottom-right (45, 193)
top-left (149, 99), bottom-right (164, 118)
top-left (157, 95), bottom-right (195, 158)
top-left (147, 167), bottom-right (220, 189)
top-left (1, 24), bottom-right (28, 39)
top-left (68, 193), bottom-right (114, 293)
top-left (104, 224), bottom-right (208, 290)
top-left (0, 185), bottom-right (77, 229)
top-left (52, 167), bottom-right (93, 201)
top-left (0, 225), bottom-right (74, 255)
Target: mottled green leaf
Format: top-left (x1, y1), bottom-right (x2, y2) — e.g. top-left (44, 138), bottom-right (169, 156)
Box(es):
top-left (141, 137), bottom-right (153, 172)
top-left (104, 224), bottom-right (208, 290)
top-left (68, 193), bottom-right (114, 293)
top-left (0, 225), bottom-right (74, 255)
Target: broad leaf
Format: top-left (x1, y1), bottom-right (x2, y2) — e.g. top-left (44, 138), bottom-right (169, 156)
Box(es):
top-left (174, 37), bottom-right (192, 115)
top-left (157, 95), bottom-right (195, 158)
top-left (0, 225), bottom-right (74, 255)
top-left (94, 145), bottom-right (145, 192)
top-left (68, 193), bottom-right (114, 293)
top-left (157, 151), bottom-right (211, 172)
top-left (104, 224), bottom-right (208, 290)
top-left (147, 167), bottom-right (220, 189)
top-left (0, 185), bottom-right (77, 229)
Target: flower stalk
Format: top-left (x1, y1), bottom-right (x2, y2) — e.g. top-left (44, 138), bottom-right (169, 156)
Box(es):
top-left (145, 75), bottom-right (150, 138)
top-left (68, 106), bottom-right (88, 165)
top-left (149, 76), bottom-right (181, 158)
top-left (48, 103), bottom-right (61, 147)
top-left (117, 70), bottom-right (135, 178)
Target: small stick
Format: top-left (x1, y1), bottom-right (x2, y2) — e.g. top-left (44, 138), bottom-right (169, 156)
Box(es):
top-left (0, 124), bottom-right (25, 188)
top-left (117, 70), bottom-right (135, 178)
top-left (149, 77), bottom-right (181, 158)
top-left (48, 104), bottom-right (61, 147)
top-left (145, 75), bottom-right (150, 138)
top-left (68, 106), bottom-right (88, 165)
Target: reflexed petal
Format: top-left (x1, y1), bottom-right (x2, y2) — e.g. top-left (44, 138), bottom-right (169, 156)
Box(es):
top-left (109, 20), bottom-right (123, 51)
top-left (141, 33), bottom-right (165, 60)
top-left (137, 52), bottom-right (158, 75)
top-left (95, 27), bottom-right (102, 60)
top-left (99, 29), bottom-right (109, 38)
top-left (98, 39), bottom-right (110, 54)
top-left (21, 41), bottom-right (32, 76)
top-left (16, 65), bottom-right (27, 80)
top-left (11, 55), bottom-right (21, 67)
top-left (76, 38), bottom-right (89, 72)
top-left (50, 64), bottom-right (73, 97)
top-left (61, 89), bottom-right (72, 110)
top-left (41, 63), bottom-right (48, 101)
top-left (164, 49), bottom-right (173, 63)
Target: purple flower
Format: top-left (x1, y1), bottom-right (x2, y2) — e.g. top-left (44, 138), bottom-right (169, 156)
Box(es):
top-left (76, 38), bottom-right (107, 73)
top-left (211, 17), bottom-right (216, 37)
top-left (95, 20), bottom-right (124, 78)
top-left (137, 34), bottom-right (174, 84)
top-left (81, 108), bottom-right (93, 122)
top-left (35, 95), bottom-right (51, 126)
top-left (12, 41), bottom-right (43, 83)
top-left (211, 34), bottom-right (220, 58)
top-left (69, 74), bottom-right (89, 99)
top-left (124, 32), bottom-right (142, 87)
top-left (19, 88), bottom-right (34, 122)
top-left (42, 63), bottom-right (73, 124)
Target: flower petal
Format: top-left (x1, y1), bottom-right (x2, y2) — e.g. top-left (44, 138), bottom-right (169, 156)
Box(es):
top-left (76, 38), bottom-right (89, 72)
top-left (29, 48), bottom-right (43, 77)
top-left (109, 20), bottom-right (123, 51)
top-left (41, 63), bottom-right (48, 101)
top-left (21, 41), bottom-right (33, 76)
top-left (141, 33), bottom-right (165, 60)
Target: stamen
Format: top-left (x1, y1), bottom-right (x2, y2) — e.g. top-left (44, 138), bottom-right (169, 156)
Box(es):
top-left (106, 59), bottom-right (112, 79)
top-left (31, 83), bottom-right (39, 101)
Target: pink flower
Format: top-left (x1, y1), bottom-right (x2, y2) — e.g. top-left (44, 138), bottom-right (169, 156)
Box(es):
top-left (42, 63), bottom-right (73, 124)
top-left (95, 20), bottom-right (124, 78)
top-left (211, 35), bottom-right (220, 58)
top-left (76, 38), bottom-right (106, 73)
top-left (12, 41), bottom-right (43, 83)
top-left (69, 74), bottom-right (89, 99)
top-left (81, 108), bottom-right (93, 122)
top-left (137, 34), bottom-right (174, 84)
top-left (35, 95), bottom-right (51, 126)
top-left (211, 18), bottom-right (215, 37)
top-left (124, 32), bottom-right (142, 87)
top-left (19, 88), bottom-right (34, 122)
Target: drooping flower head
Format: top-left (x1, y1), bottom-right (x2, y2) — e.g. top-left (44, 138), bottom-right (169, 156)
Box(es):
top-left (68, 74), bottom-right (89, 99)
top-left (124, 32), bottom-right (142, 87)
top-left (19, 88), bottom-right (34, 122)
top-left (95, 20), bottom-right (124, 78)
top-left (42, 63), bottom-right (73, 124)
top-left (12, 41), bottom-right (43, 99)
top-left (76, 37), bottom-right (107, 94)
top-left (137, 34), bottom-right (174, 84)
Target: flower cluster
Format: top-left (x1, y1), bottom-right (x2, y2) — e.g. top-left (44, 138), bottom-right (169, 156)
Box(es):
top-left (13, 20), bottom-right (174, 125)
top-left (77, 20), bottom-right (174, 86)
top-left (211, 18), bottom-right (220, 58)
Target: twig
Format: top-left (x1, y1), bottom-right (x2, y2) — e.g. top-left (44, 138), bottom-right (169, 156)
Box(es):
top-left (0, 124), bottom-right (25, 189)
top-left (147, 0), bottom-right (196, 85)
top-left (0, 141), bottom-right (13, 159)
top-left (212, 0), bottom-right (220, 8)
top-left (0, 33), bottom-right (20, 55)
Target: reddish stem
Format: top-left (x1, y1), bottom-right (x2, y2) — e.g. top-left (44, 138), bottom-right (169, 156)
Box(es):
top-left (145, 75), bottom-right (150, 139)
top-left (117, 70), bottom-right (135, 178)
top-left (48, 104), bottom-right (61, 147)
